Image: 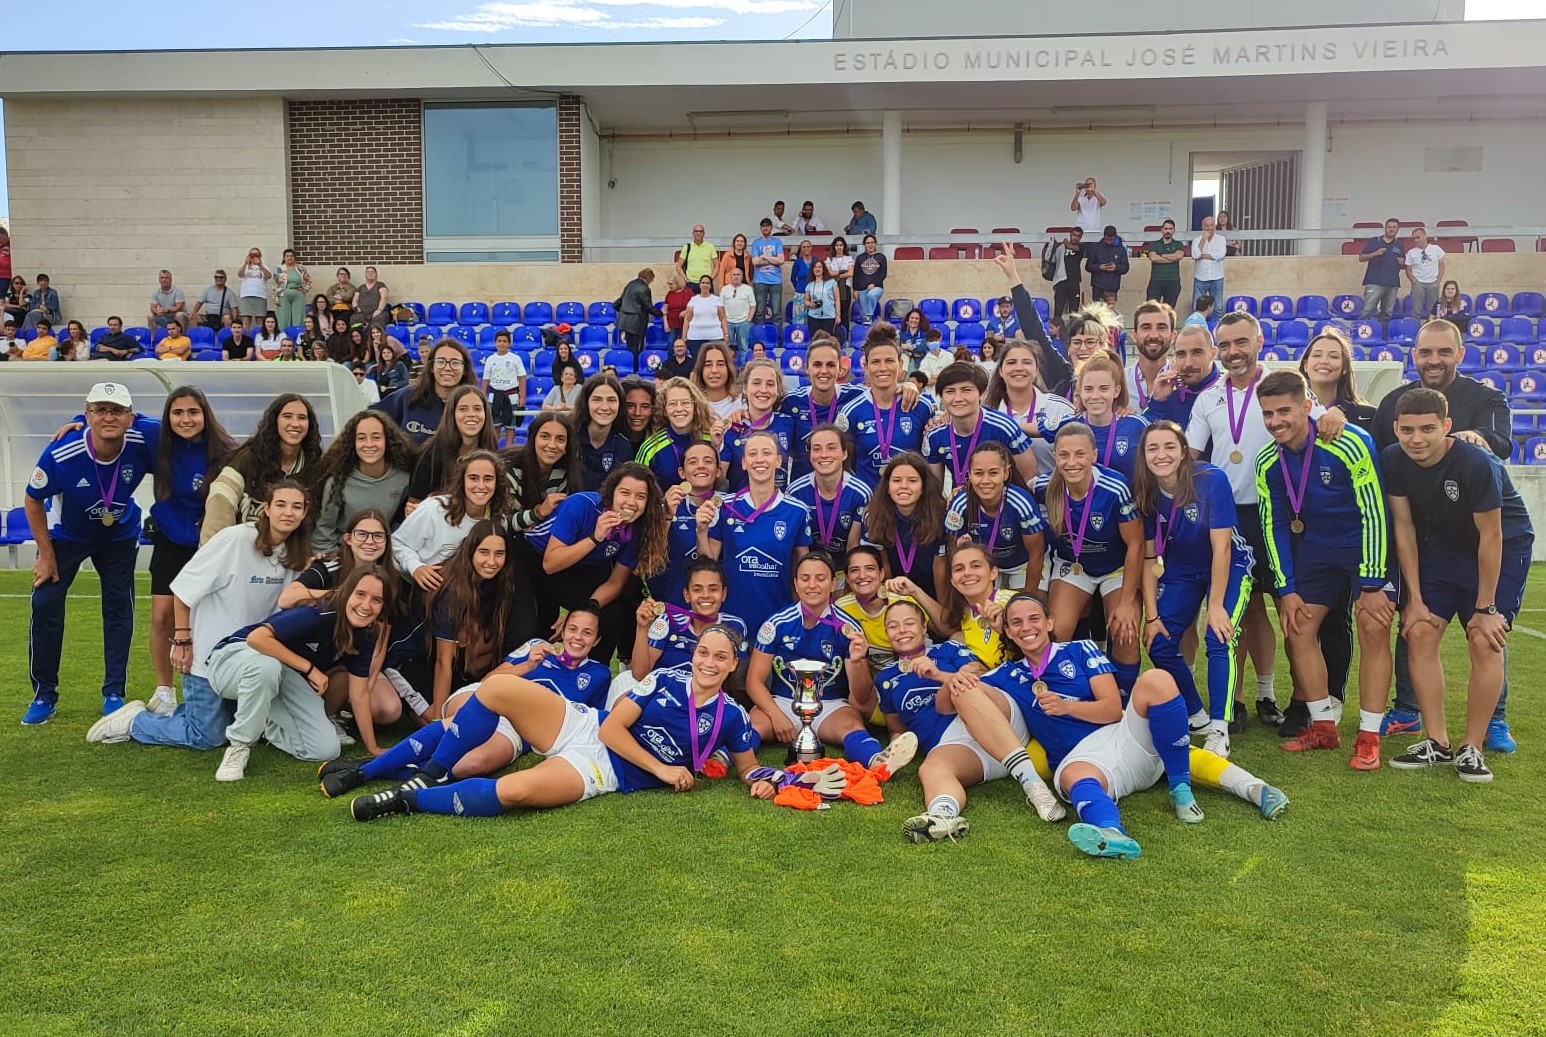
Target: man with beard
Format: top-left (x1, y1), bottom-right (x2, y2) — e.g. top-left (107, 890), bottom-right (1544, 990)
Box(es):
top-left (1125, 301), bottom-right (1175, 414)
top-left (1144, 323), bottom-right (1219, 428)
top-left (1372, 319), bottom-right (1516, 751)
top-left (1144, 219), bottom-right (1185, 308)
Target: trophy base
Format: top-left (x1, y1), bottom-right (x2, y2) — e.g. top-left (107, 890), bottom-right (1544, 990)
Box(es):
top-left (791, 726), bottom-right (824, 765)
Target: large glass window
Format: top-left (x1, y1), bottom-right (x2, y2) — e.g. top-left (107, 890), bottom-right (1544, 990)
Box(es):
top-left (423, 104), bottom-right (559, 262)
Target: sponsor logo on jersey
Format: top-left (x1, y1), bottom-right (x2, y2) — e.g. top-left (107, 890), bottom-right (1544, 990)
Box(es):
top-left (739, 548), bottom-right (781, 575)
top-left (901, 691), bottom-right (933, 714)
top-left (944, 511), bottom-right (964, 533)
top-left (74, 476), bottom-right (91, 488)
top-left (638, 725), bottom-right (683, 762)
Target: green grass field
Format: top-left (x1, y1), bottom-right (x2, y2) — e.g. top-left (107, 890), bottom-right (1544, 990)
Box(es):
top-left (1, 568), bottom-right (1542, 1037)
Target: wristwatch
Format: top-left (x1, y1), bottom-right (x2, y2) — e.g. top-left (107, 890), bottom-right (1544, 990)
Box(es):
top-left (1475, 604), bottom-right (1499, 615)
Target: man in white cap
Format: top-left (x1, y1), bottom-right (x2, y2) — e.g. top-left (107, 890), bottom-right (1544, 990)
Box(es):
top-left (21, 382), bottom-right (159, 725)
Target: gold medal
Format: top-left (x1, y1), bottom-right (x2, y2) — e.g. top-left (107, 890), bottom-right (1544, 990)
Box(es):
top-left (1153, 559), bottom-right (1164, 578)
top-left (652, 600), bottom-right (666, 617)
top-left (1229, 449), bottom-right (1243, 465)
top-left (101, 512), bottom-right (115, 527)
top-left (898, 657), bottom-right (913, 673)
top-left (841, 624), bottom-right (860, 641)
top-left (1032, 680), bottom-right (1049, 696)
top-left (1070, 562), bottom-right (1084, 577)
top-left (677, 482), bottom-right (691, 496)
top-left (1290, 518), bottom-right (1305, 534)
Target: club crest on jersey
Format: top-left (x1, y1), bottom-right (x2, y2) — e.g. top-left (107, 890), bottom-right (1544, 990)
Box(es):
top-left (1115, 439), bottom-right (1129, 456)
top-left (601, 456), bottom-right (616, 472)
top-left (576, 674), bottom-right (591, 690)
top-left (192, 474), bottom-right (205, 491)
top-left (1059, 660), bottom-right (1078, 678)
top-left (1319, 467), bottom-right (1332, 486)
top-left (773, 520), bottom-right (788, 540)
top-left (899, 416), bottom-right (915, 434)
top-left (1444, 479), bottom-right (1460, 501)
top-left (1184, 503), bottom-right (1200, 523)
top-left (648, 615), bottom-right (670, 640)
top-left (1090, 513), bottom-right (1105, 531)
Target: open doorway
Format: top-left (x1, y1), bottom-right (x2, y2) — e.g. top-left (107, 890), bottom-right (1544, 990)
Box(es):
top-left (1189, 151), bottom-right (1299, 256)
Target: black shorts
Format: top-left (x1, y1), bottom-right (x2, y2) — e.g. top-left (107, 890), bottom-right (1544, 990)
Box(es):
top-left (149, 531), bottom-right (198, 596)
top-left (1234, 502), bottom-right (1277, 594)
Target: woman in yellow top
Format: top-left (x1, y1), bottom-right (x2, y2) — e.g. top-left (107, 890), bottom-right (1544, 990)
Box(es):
top-left (835, 545), bottom-right (898, 673)
top-left (890, 541), bottom-right (1016, 668)
top-left (157, 319), bottom-right (193, 361)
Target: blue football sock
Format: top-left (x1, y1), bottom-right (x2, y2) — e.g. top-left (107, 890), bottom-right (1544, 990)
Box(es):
top-left (1112, 659), bottom-right (1140, 700)
top-left (360, 722), bottom-right (445, 780)
top-left (1145, 695), bottom-right (1194, 790)
top-left (1069, 776), bottom-right (1124, 832)
top-left (842, 729), bottom-right (885, 767)
top-left (408, 778), bottom-right (507, 817)
top-left (425, 696), bottom-right (500, 778)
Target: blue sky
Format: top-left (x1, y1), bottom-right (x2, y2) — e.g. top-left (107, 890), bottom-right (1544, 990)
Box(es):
top-left (0, 0), bottom-right (1536, 220)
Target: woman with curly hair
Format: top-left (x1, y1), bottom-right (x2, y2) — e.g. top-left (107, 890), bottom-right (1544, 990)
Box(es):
top-left (391, 449), bottom-right (512, 593)
top-left (201, 393), bottom-right (322, 545)
top-left (310, 411), bottom-right (416, 551)
top-left (635, 376), bottom-right (715, 490)
top-left (407, 384), bottom-right (498, 510)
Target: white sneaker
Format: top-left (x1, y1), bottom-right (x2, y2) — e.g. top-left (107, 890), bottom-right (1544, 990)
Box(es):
top-left (86, 700), bottom-right (146, 744)
top-left (1188, 709), bottom-right (1211, 733)
top-left (902, 812), bottom-right (970, 843)
top-left (330, 716), bottom-right (357, 748)
top-left (1023, 778), bottom-right (1068, 822)
top-left (215, 743), bottom-right (251, 782)
top-left (870, 731), bottom-right (918, 779)
top-left (146, 687), bottom-right (178, 717)
top-left (1203, 728), bottom-right (1231, 758)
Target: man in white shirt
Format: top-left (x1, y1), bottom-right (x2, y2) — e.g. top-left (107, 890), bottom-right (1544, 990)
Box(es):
top-left (1192, 215), bottom-right (1228, 311)
top-left (767, 201), bottom-right (795, 236)
top-left (794, 200), bottom-right (827, 234)
top-left (1404, 227), bottom-right (1446, 320)
top-left (1070, 177), bottom-right (1108, 236)
top-left (720, 266), bottom-right (757, 362)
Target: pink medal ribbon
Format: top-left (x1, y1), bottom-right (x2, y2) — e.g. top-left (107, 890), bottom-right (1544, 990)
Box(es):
top-left (1277, 423), bottom-right (1317, 530)
top-left (1064, 489), bottom-right (1094, 566)
top-left (728, 489), bottom-right (778, 524)
top-left (812, 483), bottom-right (843, 550)
top-left (87, 430), bottom-right (125, 522)
top-left (686, 688), bottom-right (727, 774)
top-left (1224, 371), bottom-right (1261, 456)
top-left (948, 414), bottom-right (984, 486)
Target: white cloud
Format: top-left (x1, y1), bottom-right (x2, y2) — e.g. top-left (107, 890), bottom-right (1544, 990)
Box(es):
top-left (418, 0), bottom-right (817, 32)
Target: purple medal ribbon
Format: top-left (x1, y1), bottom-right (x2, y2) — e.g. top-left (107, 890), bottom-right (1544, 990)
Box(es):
top-left (1154, 497), bottom-right (1180, 559)
top-left (87, 430), bottom-right (124, 521)
top-left (893, 530), bottom-right (919, 577)
top-left (798, 601), bottom-right (848, 637)
top-left (978, 497), bottom-right (1006, 552)
top-left (554, 647), bottom-right (580, 668)
top-left (1064, 488), bottom-right (1094, 565)
top-left (948, 414), bottom-right (983, 486)
top-left (1224, 370), bottom-right (1261, 454)
top-left (872, 396), bottom-right (900, 461)
top-left (663, 602), bottom-right (719, 626)
top-left (1096, 419), bottom-right (1120, 469)
top-left (1027, 641), bottom-right (1055, 683)
top-left (812, 482), bottom-right (842, 549)
top-left (728, 489), bottom-right (778, 524)
top-left (686, 689), bottom-right (727, 774)
top-left (1132, 369), bottom-right (1151, 410)
top-left (1277, 422), bottom-right (1317, 528)
top-left (808, 391), bottom-right (839, 434)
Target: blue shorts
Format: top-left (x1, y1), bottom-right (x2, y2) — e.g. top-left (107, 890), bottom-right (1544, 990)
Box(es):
top-left (1291, 558), bottom-right (1359, 609)
top-left (1419, 550), bottom-right (1528, 625)
top-left (1235, 503), bottom-right (1276, 592)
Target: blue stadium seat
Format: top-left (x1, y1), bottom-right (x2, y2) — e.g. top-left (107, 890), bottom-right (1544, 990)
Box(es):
top-left (399, 302), bottom-right (427, 323)
top-left (459, 302), bottom-right (490, 325)
top-left (89, 326), bottom-right (109, 345)
top-left (1256, 322), bottom-right (1275, 346)
top-left (644, 326), bottom-right (669, 349)
top-left (954, 323), bottom-right (986, 347)
top-left (491, 301), bottom-right (521, 325)
top-left (531, 348), bottom-right (557, 373)
top-left (387, 323), bottom-right (413, 345)
top-left (1475, 292), bottom-right (1509, 316)
top-left (125, 326), bottom-right (151, 347)
top-left (1368, 344), bottom-right (1405, 364)
top-left (781, 348), bottom-right (808, 376)
top-left (1466, 317), bottom-right (1497, 344)
top-left (0, 507), bottom-right (29, 545)
top-left (588, 302), bottom-right (617, 326)
top-left (848, 322), bottom-right (873, 346)
top-left (1511, 292), bottom-right (1545, 318)
top-left (1295, 295), bottom-right (1330, 320)
top-left (1500, 316), bottom-right (1535, 344)
top-left (951, 298), bottom-right (982, 323)
top-left (555, 302), bottom-right (585, 326)
top-left (750, 323), bottom-right (778, 349)
top-left (578, 326), bottom-right (610, 348)
top-left (1031, 298), bottom-right (1050, 322)
top-left (1524, 343), bottom-right (1546, 370)
top-left (188, 326), bottom-right (215, 346)
top-left (476, 326), bottom-right (504, 348)
top-left (1311, 320), bottom-right (1342, 337)
top-left (444, 325), bottom-right (475, 346)
top-left (1261, 295), bottom-right (1294, 320)
top-left (1260, 346), bottom-right (1290, 362)
top-left (1487, 344), bottom-right (1523, 371)
top-left (1386, 319), bottom-right (1420, 346)
top-left (426, 301), bottom-right (456, 325)
top-left (1224, 295), bottom-right (1257, 316)
top-left (1350, 320), bottom-right (1383, 345)
top-left (524, 302), bottom-right (555, 326)
top-left (1510, 372), bottom-right (1546, 402)
top-left (526, 379), bottom-right (551, 407)
top-left (784, 325), bottom-right (811, 349)
top-left (193, 349), bottom-right (222, 362)
top-left (1459, 344), bottom-right (1486, 372)
top-left (918, 298), bottom-right (949, 326)
top-left (1274, 320), bottom-right (1309, 350)
top-left (151, 326), bottom-right (170, 344)
top-left (640, 350), bottom-right (666, 375)
top-left (511, 326), bottom-right (542, 347)
top-left (1331, 294), bottom-right (1360, 318)
top-left (576, 351), bottom-right (601, 376)
top-left (1525, 437), bottom-right (1546, 465)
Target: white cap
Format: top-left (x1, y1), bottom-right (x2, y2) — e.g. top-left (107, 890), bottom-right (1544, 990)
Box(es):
top-left (85, 382), bottom-right (133, 408)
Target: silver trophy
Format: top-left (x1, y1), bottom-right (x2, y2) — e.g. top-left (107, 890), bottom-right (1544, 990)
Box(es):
top-left (773, 656), bottom-right (845, 764)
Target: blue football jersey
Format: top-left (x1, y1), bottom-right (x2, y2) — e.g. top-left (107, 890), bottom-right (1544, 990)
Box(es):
top-left (754, 602), bottom-right (857, 701)
top-left (27, 418), bottom-right (159, 544)
top-left (837, 393), bottom-right (932, 487)
top-left (876, 640), bottom-right (982, 753)
top-left (1031, 466), bottom-right (1137, 577)
top-left (1140, 463), bottom-right (1252, 579)
top-left (709, 490), bottom-right (811, 632)
top-left (504, 638), bottom-right (611, 709)
top-left (646, 610), bottom-right (748, 672)
top-left (786, 472), bottom-right (870, 569)
top-left (943, 483), bottom-right (1046, 569)
top-left (613, 669), bottom-right (756, 792)
top-left (525, 492), bottom-right (641, 571)
top-left (981, 639), bottom-right (1115, 770)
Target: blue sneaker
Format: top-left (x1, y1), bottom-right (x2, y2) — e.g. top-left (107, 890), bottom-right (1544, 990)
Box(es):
top-left (1485, 718), bottom-right (1517, 754)
top-left (1380, 707), bottom-right (1422, 737)
top-left (102, 694), bottom-right (125, 717)
top-left (1258, 784), bottom-right (1289, 820)
top-left (21, 697), bottom-right (57, 726)
top-left (1170, 782), bottom-right (1205, 824)
top-left (1067, 822), bottom-right (1142, 860)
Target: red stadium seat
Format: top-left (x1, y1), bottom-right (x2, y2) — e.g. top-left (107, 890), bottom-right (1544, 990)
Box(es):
top-left (1481, 238), bottom-right (1517, 253)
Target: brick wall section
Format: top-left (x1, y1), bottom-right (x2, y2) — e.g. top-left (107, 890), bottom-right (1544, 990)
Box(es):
top-left (558, 96), bottom-right (584, 263)
top-left (287, 100), bottom-right (424, 265)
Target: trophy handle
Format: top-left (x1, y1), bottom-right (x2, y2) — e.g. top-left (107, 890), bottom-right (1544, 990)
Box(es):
top-left (821, 656), bottom-right (844, 683)
top-left (772, 657), bottom-right (791, 683)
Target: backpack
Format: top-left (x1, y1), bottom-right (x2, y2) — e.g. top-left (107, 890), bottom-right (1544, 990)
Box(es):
top-left (1040, 242), bottom-right (1061, 282)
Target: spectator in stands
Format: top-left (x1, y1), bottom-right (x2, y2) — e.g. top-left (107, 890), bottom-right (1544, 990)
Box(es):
top-left (663, 272), bottom-right (693, 339)
top-left (310, 294), bottom-right (332, 336)
top-left (1191, 216), bottom-right (1227, 310)
top-left (327, 268), bottom-right (356, 318)
top-left (721, 266), bottom-right (756, 360)
top-left (149, 270), bottom-right (187, 330)
top-left (845, 201), bottom-right (877, 238)
top-left (976, 338), bottom-right (999, 377)
top-left (1185, 294), bottom-right (1215, 328)
top-left (1214, 211), bottom-right (1242, 256)
top-left (189, 270), bottom-right (236, 331)
top-left (804, 260), bottom-right (838, 337)
top-left (615, 267), bottom-right (656, 357)
top-left (93, 316), bottom-right (141, 360)
top-left (352, 266), bottom-right (391, 328)
top-left (1404, 227), bottom-right (1446, 323)
top-left (767, 201), bottom-right (795, 236)
top-left (1070, 176), bottom-right (1108, 236)
top-left (985, 295), bottom-right (1019, 349)
top-left (352, 363), bottom-right (380, 404)
top-left (853, 234), bottom-right (887, 323)
top-left (828, 236), bottom-right (855, 330)
top-left (297, 314), bottom-right (325, 355)
top-left (346, 327), bottom-right (371, 366)
top-left (20, 319), bottom-right (58, 360)
top-left (676, 224), bottom-right (718, 287)
top-left (274, 249), bottom-right (312, 328)
top-left (369, 324), bottom-right (402, 363)
top-left (254, 314), bottom-right (287, 360)
top-left (308, 341), bottom-right (329, 362)
top-left (22, 273), bottom-right (61, 331)
top-left (222, 320), bottom-right (253, 361)
top-left (325, 315), bottom-right (353, 364)
top-left (369, 340), bottom-right (410, 395)
top-left (789, 240), bottom-right (814, 325)
top-left (276, 338), bottom-right (301, 361)
top-left (58, 320), bottom-right (91, 361)
top-left (373, 339), bottom-right (478, 444)
top-left (1357, 217), bottom-right (1406, 324)
top-left (684, 275), bottom-right (728, 354)
top-left (0, 225), bottom-right (9, 281)
top-left (1045, 227), bottom-right (1084, 322)
top-left (482, 329), bottom-right (528, 447)
top-left (795, 200), bottom-right (827, 234)
top-left (658, 337), bottom-right (696, 381)
top-left (545, 365), bottom-right (582, 412)
top-left (4, 275), bottom-right (27, 325)
top-left (551, 338), bottom-right (584, 387)
top-left (1433, 279), bottom-right (1467, 329)
top-left (750, 218), bottom-right (786, 327)
top-left (157, 318), bottom-right (193, 361)
top-left (235, 248), bottom-right (271, 330)
top-left (917, 328), bottom-right (952, 386)
top-left (1085, 226), bottom-right (1128, 305)
top-left (0, 317), bottom-right (18, 360)
top-left (900, 308), bottom-right (930, 372)
top-left (1143, 219), bottom-right (1184, 308)
top-left (715, 233), bottom-right (753, 292)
